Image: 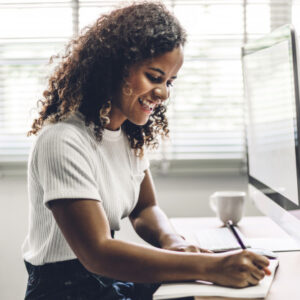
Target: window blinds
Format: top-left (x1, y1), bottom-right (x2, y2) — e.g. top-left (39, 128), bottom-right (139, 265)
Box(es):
top-left (0, 0), bottom-right (73, 161)
top-left (0, 0), bottom-right (294, 162)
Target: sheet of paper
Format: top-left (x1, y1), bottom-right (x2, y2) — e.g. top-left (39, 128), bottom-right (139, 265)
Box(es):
top-left (179, 228), bottom-right (250, 252)
top-left (247, 237), bottom-right (300, 252)
top-left (153, 259), bottom-right (279, 300)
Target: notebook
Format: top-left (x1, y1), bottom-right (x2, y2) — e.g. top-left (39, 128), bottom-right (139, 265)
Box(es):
top-left (153, 259), bottom-right (279, 300)
top-left (181, 227), bottom-right (251, 252)
top-left (193, 227), bottom-right (250, 252)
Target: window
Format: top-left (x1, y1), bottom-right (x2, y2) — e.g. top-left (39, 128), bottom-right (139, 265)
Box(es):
top-left (0, 0), bottom-right (73, 162)
top-left (0, 0), bottom-right (295, 164)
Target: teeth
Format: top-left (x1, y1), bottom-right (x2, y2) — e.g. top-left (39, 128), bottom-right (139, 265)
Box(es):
top-left (139, 98), bottom-right (155, 110)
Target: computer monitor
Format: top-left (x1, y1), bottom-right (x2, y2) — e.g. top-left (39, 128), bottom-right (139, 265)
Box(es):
top-left (242, 24), bottom-right (300, 244)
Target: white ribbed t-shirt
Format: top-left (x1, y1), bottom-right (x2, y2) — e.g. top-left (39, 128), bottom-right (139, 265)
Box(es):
top-left (22, 112), bottom-right (149, 265)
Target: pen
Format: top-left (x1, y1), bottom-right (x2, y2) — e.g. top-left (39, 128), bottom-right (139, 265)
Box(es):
top-left (226, 220), bottom-right (246, 249)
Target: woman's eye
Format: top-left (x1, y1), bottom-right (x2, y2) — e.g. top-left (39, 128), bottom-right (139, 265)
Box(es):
top-left (146, 73), bottom-right (161, 83)
top-left (146, 73), bottom-right (174, 87)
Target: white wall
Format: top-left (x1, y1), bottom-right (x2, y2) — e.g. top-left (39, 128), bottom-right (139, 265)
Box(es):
top-left (0, 175), bottom-right (29, 300)
top-left (0, 171), bottom-right (261, 300)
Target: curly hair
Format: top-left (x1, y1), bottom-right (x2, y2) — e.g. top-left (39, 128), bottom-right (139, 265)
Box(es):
top-left (28, 1), bottom-right (187, 156)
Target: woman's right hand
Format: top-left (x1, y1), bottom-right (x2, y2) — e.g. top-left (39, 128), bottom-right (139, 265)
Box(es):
top-left (207, 250), bottom-right (271, 288)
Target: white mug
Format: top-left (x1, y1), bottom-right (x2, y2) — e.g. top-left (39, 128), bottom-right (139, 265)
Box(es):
top-left (209, 191), bottom-right (246, 225)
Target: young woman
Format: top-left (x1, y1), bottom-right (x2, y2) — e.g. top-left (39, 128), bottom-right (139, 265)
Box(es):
top-left (22, 1), bottom-right (270, 299)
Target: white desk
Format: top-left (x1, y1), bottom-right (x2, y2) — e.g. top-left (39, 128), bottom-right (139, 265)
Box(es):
top-left (170, 216), bottom-right (300, 300)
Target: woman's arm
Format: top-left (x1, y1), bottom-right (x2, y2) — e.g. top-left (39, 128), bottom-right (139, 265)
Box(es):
top-left (129, 169), bottom-right (202, 252)
top-left (49, 198), bottom-right (210, 282)
top-left (49, 197), bottom-right (270, 287)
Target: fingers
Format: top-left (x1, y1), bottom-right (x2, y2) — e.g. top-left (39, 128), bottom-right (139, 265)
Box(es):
top-left (199, 248), bottom-right (213, 253)
top-left (250, 251), bottom-right (271, 276)
top-left (231, 250), bottom-right (270, 287)
top-left (252, 252), bottom-right (270, 269)
top-left (249, 262), bottom-right (266, 281)
top-left (235, 264), bottom-right (265, 287)
top-left (247, 273), bottom-right (260, 286)
top-left (185, 245), bottom-right (201, 253)
top-left (166, 244), bottom-right (201, 253)
top-left (263, 267), bottom-right (272, 276)
top-left (245, 251), bottom-right (271, 282)
top-left (237, 256), bottom-right (265, 287)
top-left (183, 245), bottom-right (212, 253)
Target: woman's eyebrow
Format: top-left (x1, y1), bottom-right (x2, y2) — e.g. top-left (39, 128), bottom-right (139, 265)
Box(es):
top-left (148, 67), bottom-right (177, 79)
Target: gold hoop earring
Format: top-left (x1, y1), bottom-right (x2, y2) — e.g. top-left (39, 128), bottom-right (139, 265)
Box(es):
top-left (99, 100), bottom-right (111, 127)
top-left (122, 82), bottom-right (133, 96)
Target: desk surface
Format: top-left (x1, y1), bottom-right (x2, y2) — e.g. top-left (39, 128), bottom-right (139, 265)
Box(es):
top-left (170, 216), bottom-right (300, 300)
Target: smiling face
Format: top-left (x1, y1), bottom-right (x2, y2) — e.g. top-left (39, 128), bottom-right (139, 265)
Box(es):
top-left (107, 46), bottom-right (184, 130)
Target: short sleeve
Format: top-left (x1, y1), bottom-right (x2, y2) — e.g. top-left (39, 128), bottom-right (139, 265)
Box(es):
top-left (34, 125), bottom-right (101, 207)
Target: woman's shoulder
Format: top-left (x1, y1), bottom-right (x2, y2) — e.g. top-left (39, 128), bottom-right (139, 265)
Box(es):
top-left (36, 114), bottom-right (90, 149)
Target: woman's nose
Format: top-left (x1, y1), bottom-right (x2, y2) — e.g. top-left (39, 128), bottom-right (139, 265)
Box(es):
top-left (153, 85), bottom-right (169, 103)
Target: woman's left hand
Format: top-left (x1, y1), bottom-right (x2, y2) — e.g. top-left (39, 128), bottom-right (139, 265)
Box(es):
top-left (161, 234), bottom-right (212, 253)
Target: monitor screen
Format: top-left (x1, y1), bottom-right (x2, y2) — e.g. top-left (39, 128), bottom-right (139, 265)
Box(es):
top-left (243, 24), bottom-right (300, 240)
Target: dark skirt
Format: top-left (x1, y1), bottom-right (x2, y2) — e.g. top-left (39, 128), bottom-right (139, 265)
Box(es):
top-left (24, 258), bottom-right (160, 300)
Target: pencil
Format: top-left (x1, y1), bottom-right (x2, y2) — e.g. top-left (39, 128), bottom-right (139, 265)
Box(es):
top-left (226, 220), bottom-right (246, 249)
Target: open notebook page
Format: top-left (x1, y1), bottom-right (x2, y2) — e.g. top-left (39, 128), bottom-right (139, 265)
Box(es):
top-left (153, 259), bottom-right (279, 300)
